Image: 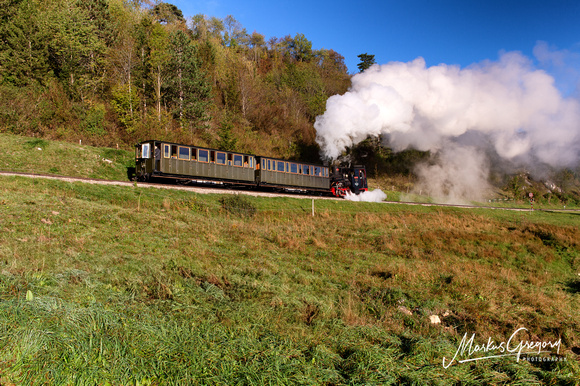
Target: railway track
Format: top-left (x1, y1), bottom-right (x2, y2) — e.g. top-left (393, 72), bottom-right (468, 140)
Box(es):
top-left (1, 170), bottom-right (579, 213)
top-left (0, 170), bottom-right (337, 200)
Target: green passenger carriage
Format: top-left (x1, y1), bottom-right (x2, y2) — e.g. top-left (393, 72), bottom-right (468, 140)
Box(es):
top-left (135, 140), bottom-right (333, 194)
top-left (256, 156), bottom-right (330, 192)
top-left (136, 140), bottom-right (256, 185)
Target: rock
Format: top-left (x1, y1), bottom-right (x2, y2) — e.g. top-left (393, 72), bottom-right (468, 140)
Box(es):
top-left (429, 315), bottom-right (441, 324)
top-left (398, 306), bottom-right (413, 316)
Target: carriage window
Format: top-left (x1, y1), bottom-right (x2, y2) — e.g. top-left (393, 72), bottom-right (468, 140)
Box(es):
top-left (171, 145), bottom-right (177, 158)
top-left (303, 165), bottom-right (309, 175)
top-left (191, 148), bottom-right (197, 161)
top-left (163, 144), bottom-right (170, 158)
top-left (216, 152), bottom-right (226, 164)
top-left (178, 147), bottom-right (190, 160)
top-left (210, 151), bottom-right (215, 163)
top-left (290, 163), bottom-right (297, 173)
top-left (267, 159), bottom-right (271, 170)
top-left (141, 144), bottom-right (150, 158)
top-left (198, 149), bottom-right (209, 162)
top-left (314, 167), bottom-right (321, 176)
top-left (277, 161), bottom-right (285, 172)
top-left (234, 154), bottom-right (243, 166)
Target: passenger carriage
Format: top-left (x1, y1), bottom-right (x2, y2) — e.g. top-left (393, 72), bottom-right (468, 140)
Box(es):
top-left (135, 140), bottom-right (256, 185)
top-left (256, 156), bottom-right (330, 193)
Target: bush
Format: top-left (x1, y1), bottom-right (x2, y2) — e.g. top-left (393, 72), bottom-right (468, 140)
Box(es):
top-left (219, 194), bottom-right (256, 218)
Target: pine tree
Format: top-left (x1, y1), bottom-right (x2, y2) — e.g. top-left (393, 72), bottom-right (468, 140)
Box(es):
top-left (0, 0), bottom-right (52, 86)
top-left (216, 118), bottom-right (237, 151)
top-left (357, 53), bottom-right (376, 72)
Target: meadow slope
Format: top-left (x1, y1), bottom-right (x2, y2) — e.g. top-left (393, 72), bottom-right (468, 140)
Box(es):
top-left (0, 174), bottom-right (579, 385)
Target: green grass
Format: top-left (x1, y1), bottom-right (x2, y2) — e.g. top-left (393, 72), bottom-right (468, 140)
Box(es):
top-left (0, 132), bottom-right (134, 181)
top-left (0, 175), bottom-right (579, 385)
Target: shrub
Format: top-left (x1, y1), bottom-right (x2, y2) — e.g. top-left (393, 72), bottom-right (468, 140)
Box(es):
top-left (219, 194), bottom-right (256, 218)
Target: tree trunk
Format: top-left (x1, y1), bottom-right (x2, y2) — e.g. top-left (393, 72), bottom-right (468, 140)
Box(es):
top-left (156, 65), bottom-right (162, 122)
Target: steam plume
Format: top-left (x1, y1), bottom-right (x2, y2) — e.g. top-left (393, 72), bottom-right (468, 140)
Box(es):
top-left (345, 189), bottom-right (387, 202)
top-left (315, 48), bottom-right (580, 201)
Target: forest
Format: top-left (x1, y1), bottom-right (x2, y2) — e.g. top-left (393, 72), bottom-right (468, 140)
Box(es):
top-left (0, 0), bottom-right (353, 161)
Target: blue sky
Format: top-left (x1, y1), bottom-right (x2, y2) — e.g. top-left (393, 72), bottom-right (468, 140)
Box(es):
top-left (168, 0), bottom-right (580, 90)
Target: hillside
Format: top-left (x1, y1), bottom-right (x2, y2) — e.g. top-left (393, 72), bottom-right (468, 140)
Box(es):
top-left (0, 134), bottom-right (579, 384)
top-left (0, 0), bottom-right (350, 163)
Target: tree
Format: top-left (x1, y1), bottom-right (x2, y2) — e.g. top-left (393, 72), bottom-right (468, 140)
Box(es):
top-left (357, 53), bottom-right (376, 72)
top-left (207, 16), bottom-right (225, 42)
top-left (150, 2), bottom-right (185, 25)
top-left (0, 0), bottom-right (52, 86)
top-left (107, 0), bottom-right (139, 127)
top-left (288, 33), bottom-right (313, 62)
top-left (78, 0), bottom-right (112, 95)
top-left (148, 21), bottom-right (171, 122)
top-left (82, 0), bottom-right (113, 45)
top-left (134, 16), bottom-right (153, 118)
top-left (315, 49), bottom-right (350, 96)
top-left (166, 30), bottom-right (212, 136)
top-left (111, 82), bottom-right (140, 131)
top-left (215, 116), bottom-right (237, 151)
top-left (223, 15), bottom-right (247, 48)
top-left (42, 0), bottom-right (109, 99)
top-left (190, 14), bottom-right (209, 41)
top-left (249, 31), bottom-right (265, 63)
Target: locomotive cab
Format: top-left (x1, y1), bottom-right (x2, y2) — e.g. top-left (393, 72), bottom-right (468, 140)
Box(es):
top-left (351, 166), bottom-right (368, 194)
top-left (330, 165), bottom-right (368, 197)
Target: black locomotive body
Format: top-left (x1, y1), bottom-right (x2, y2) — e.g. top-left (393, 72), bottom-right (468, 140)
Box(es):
top-left (330, 166), bottom-right (368, 197)
top-left (135, 140), bottom-right (368, 198)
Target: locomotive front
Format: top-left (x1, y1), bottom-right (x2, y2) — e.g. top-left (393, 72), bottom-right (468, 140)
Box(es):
top-left (330, 165), bottom-right (368, 197)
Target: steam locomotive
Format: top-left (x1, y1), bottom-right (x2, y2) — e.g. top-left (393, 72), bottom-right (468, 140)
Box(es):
top-left (135, 140), bottom-right (368, 198)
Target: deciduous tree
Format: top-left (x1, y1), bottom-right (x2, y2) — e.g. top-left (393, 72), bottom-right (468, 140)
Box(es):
top-left (289, 33), bottom-right (313, 62)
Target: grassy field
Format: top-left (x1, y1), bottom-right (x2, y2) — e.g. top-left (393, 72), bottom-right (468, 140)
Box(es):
top-left (0, 171), bottom-right (579, 385)
top-left (0, 133), bottom-right (134, 181)
top-left (0, 133), bottom-right (579, 384)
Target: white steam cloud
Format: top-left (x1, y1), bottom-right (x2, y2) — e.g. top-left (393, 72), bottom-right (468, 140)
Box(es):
top-left (413, 143), bottom-right (491, 203)
top-left (315, 47), bottom-right (580, 202)
top-left (345, 189), bottom-right (387, 202)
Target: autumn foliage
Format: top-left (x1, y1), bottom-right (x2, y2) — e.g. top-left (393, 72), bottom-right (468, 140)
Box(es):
top-left (0, 0), bottom-right (351, 160)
